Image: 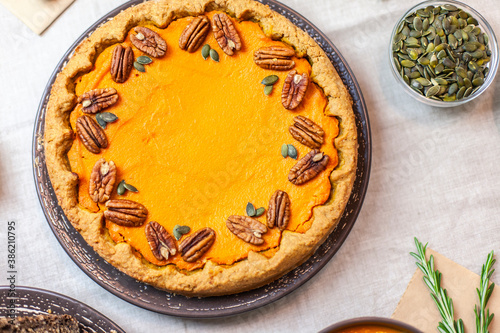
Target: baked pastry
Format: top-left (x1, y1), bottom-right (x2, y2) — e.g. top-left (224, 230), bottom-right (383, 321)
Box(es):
top-left (0, 314), bottom-right (81, 332)
top-left (44, 0), bottom-right (357, 296)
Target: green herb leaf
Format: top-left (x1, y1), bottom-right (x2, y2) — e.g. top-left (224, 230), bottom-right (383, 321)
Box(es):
top-left (246, 202), bottom-right (256, 217)
top-left (475, 250), bottom-right (495, 333)
top-left (411, 237), bottom-right (464, 333)
top-left (137, 55), bottom-right (152, 65)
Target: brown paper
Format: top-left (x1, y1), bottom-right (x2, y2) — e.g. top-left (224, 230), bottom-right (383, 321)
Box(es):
top-left (1, 0), bottom-right (74, 35)
top-left (392, 249), bottom-right (498, 332)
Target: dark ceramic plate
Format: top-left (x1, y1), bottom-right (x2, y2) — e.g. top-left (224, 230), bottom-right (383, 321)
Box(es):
top-left (32, 0), bottom-right (371, 318)
top-left (0, 286), bottom-right (124, 333)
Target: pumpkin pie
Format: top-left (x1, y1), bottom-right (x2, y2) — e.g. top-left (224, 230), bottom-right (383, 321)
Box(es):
top-left (44, 0), bottom-right (357, 296)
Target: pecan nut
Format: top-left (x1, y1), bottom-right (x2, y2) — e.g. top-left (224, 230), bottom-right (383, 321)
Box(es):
top-left (89, 158), bottom-right (116, 203)
top-left (111, 45), bottom-right (134, 83)
top-left (130, 27), bottom-right (167, 58)
top-left (212, 13), bottom-right (241, 56)
top-left (78, 88), bottom-right (118, 114)
top-left (288, 149), bottom-right (329, 185)
top-left (267, 190), bottom-right (291, 230)
top-left (226, 215), bottom-right (268, 245)
top-left (104, 199), bottom-right (148, 227)
top-left (281, 70), bottom-right (309, 110)
top-left (289, 115), bottom-right (325, 149)
top-left (254, 46), bottom-right (295, 70)
top-left (75, 115), bottom-right (108, 154)
top-left (145, 221), bottom-right (177, 261)
top-left (179, 227), bottom-right (215, 262)
top-left (179, 16), bottom-right (210, 52)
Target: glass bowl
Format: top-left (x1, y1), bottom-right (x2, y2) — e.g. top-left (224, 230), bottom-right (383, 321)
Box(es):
top-left (319, 317), bottom-right (422, 333)
top-left (389, 0), bottom-right (498, 107)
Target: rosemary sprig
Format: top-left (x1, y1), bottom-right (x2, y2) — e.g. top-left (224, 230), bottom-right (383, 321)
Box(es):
top-left (410, 237), bottom-right (464, 333)
top-left (474, 251), bottom-right (495, 333)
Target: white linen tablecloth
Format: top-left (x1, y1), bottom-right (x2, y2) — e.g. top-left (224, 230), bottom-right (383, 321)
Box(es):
top-left (1, 0), bottom-right (499, 332)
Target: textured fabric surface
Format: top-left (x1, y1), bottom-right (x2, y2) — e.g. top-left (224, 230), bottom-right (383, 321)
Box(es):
top-left (0, 0), bottom-right (499, 332)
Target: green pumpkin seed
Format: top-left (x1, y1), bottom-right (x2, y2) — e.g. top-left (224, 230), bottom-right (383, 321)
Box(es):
top-left (95, 113), bottom-right (107, 129)
top-left (287, 144), bottom-right (298, 159)
top-left (123, 182), bottom-right (138, 193)
top-left (418, 56), bottom-right (430, 66)
top-left (281, 144), bottom-right (288, 158)
top-left (468, 61), bottom-right (480, 72)
top-left (430, 54), bottom-right (438, 67)
top-left (433, 77), bottom-right (448, 86)
top-left (201, 44), bottom-right (211, 60)
top-left (264, 85), bottom-right (273, 96)
top-left (435, 63), bottom-right (445, 74)
top-left (409, 71), bottom-right (421, 79)
top-left (470, 50), bottom-right (484, 59)
top-left (100, 112), bottom-right (118, 123)
top-left (442, 94), bottom-right (456, 101)
top-left (463, 86), bottom-right (473, 98)
top-left (410, 30), bottom-right (422, 38)
top-left (261, 75), bottom-right (279, 85)
top-left (441, 4), bottom-right (458, 11)
top-left (426, 85), bottom-right (441, 97)
top-left (456, 86), bottom-right (466, 99)
top-left (401, 60), bottom-right (416, 68)
top-left (133, 62), bottom-right (145, 72)
top-left (246, 202), bottom-right (256, 217)
top-left (411, 80), bottom-right (423, 90)
top-left (408, 49), bottom-right (419, 60)
top-left (448, 83), bottom-right (458, 95)
top-left (456, 67), bottom-right (468, 78)
top-left (255, 207), bottom-right (266, 217)
top-left (136, 55), bottom-right (152, 65)
top-left (442, 58), bottom-right (455, 68)
top-left (117, 180), bottom-right (126, 195)
top-left (464, 78), bottom-right (473, 88)
top-left (210, 49), bottom-right (219, 62)
top-left (467, 17), bottom-right (478, 26)
top-left (173, 225), bottom-right (191, 240)
top-left (416, 77), bottom-right (431, 86)
top-left (414, 17), bottom-right (423, 31)
top-left (472, 77), bottom-right (484, 86)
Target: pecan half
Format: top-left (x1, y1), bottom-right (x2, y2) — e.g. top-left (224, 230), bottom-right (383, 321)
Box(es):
top-left (267, 190), bottom-right (291, 230)
top-left (288, 149), bottom-right (330, 185)
top-left (104, 199), bottom-right (148, 227)
top-left (89, 158), bottom-right (116, 203)
top-left (179, 227), bottom-right (215, 262)
top-left (130, 27), bottom-right (167, 58)
top-left (254, 46), bottom-right (295, 70)
top-left (179, 15), bottom-right (210, 52)
top-left (212, 13), bottom-right (241, 56)
top-left (145, 221), bottom-right (177, 261)
top-left (226, 215), bottom-right (268, 245)
top-left (111, 45), bottom-right (134, 83)
top-left (78, 88), bottom-right (118, 114)
top-left (289, 115), bottom-right (325, 149)
top-left (281, 70), bottom-right (309, 110)
top-left (75, 115), bottom-right (108, 154)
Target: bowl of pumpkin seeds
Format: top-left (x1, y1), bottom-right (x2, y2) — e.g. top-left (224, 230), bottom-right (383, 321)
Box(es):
top-left (390, 0), bottom-right (498, 106)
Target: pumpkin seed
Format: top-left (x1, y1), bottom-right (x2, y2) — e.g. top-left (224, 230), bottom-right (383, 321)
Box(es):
top-left (463, 86), bottom-right (473, 98)
top-left (441, 4), bottom-right (458, 11)
top-left (209, 49), bottom-right (219, 62)
top-left (448, 83), bottom-right (458, 95)
top-left (123, 182), bottom-right (138, 193)
top-left (136, 55), bottom-right (152, 65)
top-left (434, 63), bottom-right (445, 74)
top-left (414, 17), bottom-right (423, 31)
top-left (416, 77), bottom-right (432, 86)
top-left (264, 85), bottom-right (273, 96)
top-left (472, 77), bottom-right (484, 86)
top-left (100, 112), bottom-right (118, 123)
top-left (426, 85), bottom-right (441, 97)
top-left (173, 225), bottom-right (191, 240)
top-left (201, 44), bottom-right (211, 60)
top-left (287, 144), bottom-right (298, 159)
top-left (95, 113), bottom-right (107, 129)
top-left (255, 207), bottom-right (266, 217)
top-left (401, 60), bottom-right (416, 68)
top-left (117, 180), bottom-right (126, 195)
top-left (246, 202), bottom-right (256, 217)
top-left (261, 75), bottom-right (279, 86)
top-left (281, 144), bottom-right (288, 158)
top-left (133, 62), bottom-right (145, 72)
top-left (456, 86), bottom-right (466, 99)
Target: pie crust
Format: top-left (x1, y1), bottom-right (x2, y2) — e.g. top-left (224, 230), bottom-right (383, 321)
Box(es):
top-left (44, 0), bottom-right (357, 296)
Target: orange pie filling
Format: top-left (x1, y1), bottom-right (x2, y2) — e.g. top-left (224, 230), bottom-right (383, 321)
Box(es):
top-left (68, 13), bottom-right (339, 271)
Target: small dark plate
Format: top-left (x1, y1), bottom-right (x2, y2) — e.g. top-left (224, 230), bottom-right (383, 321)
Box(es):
top-left (32, 0), bottom-right (371, 318)
top-left (0, 286), bottom-right (125, 333)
